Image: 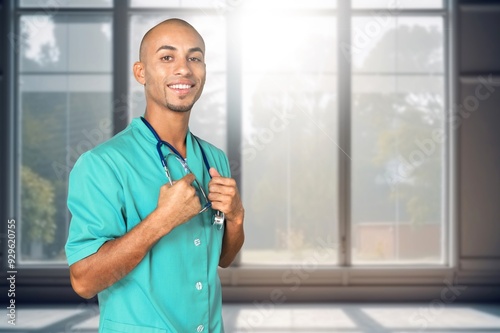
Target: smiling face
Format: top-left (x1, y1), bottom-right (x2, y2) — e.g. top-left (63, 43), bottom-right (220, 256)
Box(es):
top-left (134, 20), bottom-right (206, 114)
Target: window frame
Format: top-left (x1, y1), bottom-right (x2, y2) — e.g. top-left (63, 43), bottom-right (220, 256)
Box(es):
top-left (2, 0), bottom-right (458, 303)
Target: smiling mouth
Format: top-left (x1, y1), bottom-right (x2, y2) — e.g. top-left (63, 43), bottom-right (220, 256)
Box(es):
top-left (168, 84), bottom-right (193, 90)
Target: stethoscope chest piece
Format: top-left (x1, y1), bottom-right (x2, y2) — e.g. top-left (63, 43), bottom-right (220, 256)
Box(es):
top-left (213, 211), bottom-right (225, 230)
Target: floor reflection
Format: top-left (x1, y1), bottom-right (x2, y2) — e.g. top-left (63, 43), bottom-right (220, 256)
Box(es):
top-left (1, 303), bottom-right (499, 332)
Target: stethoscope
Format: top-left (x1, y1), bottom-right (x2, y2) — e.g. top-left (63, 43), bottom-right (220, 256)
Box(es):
top-left (140, 116), bottom-right (225, 229)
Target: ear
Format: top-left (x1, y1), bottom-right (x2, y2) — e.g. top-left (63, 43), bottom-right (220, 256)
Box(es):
top-left (133, 61), bottom-right (146, 85)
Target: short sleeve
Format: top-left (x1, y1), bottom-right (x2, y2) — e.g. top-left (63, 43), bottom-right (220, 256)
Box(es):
top-left (65, 151), bottom-right (126, 266)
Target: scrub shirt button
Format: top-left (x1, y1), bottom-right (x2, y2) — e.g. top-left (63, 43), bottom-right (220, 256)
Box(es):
top-left (195, 282), bottom-right (203, 290)
top-left (197, 325), bottom-right (204, 332)
top-left (194, 238), bottom-right (201, 246)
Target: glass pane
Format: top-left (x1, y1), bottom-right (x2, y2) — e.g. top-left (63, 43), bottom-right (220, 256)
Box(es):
top-left (129, 15), bottom-right (227, 150)
top-left (19, 15), bottom-right (112, 264)
top-left (241, 15), bottom-right (338, 265)
top-left (352, 0), bottom-right (443, 9)
top-left (20, 15), bottom-right (112, 73)
top-left (351, 16), bottom-right (445, 265)
top-left (351, 17), bottom-right (444, 74)
top-left (20, 0), bottom-right (112, 7)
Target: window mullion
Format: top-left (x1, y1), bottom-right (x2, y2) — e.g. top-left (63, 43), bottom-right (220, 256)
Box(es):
top-left (112, 0), bottom-right (129, 133)
top-left (2, 0), bottom-right (16, 273)
top-left (227, 9), bottom-right (243, 267)
top-left (337, 0), bottom-right (352, 267)
top-left (447, 0), bottom-right (457, 269)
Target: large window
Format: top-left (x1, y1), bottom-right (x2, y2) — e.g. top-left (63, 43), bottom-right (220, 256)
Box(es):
top-left (11, 0), bottom-right (450, 271)
top-left (240, 6), bottom-right (338, 265)
top-left (18, 13), bottom-right (112, 264)
top-left (351, 15), bottom-right (445, 264)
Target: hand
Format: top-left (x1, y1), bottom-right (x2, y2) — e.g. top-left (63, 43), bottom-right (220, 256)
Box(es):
top-left (208, 168), bottom-right (244, 224)
top-left (155, 173), bottom-right (201, 232)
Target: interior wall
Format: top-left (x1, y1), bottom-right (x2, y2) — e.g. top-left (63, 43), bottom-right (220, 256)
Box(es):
top-left (457, 1), bottom-right (500, 280)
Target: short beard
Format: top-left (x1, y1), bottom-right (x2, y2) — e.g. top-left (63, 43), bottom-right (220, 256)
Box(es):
top-left (166, 102), bottom-right (193, 113)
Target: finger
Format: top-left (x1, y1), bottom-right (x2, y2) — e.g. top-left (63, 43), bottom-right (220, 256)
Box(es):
top-left (179, 173), bottom-right (196, 185)
top-left (208, 192), bottom-right (225, 203)
top-left (209, 176), bottom-right (236, 188)
top-left (209, 167), bottom-right (221, 178)
top-left (208, 198), bottom-right (228, 214)
top-left (209, 192), bottom-right (237, 207)
top-left (209, 183), bottom-right (237, 197)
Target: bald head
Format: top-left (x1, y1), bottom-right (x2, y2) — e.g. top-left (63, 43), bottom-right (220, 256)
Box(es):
top-left (133, 18), bottom-right (207, 115)
top-left (139, 18), bottom-right (205, 62)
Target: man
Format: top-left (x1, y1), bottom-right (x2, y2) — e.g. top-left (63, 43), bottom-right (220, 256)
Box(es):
top-left (65, 19), bottom-right (245, 333)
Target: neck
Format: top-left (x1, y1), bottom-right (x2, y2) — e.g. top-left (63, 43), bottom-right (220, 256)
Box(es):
top-left (144, 110), bottom-right (190, 157)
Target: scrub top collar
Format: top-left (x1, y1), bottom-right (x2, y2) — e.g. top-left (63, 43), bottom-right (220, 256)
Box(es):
top-left (133, 117), bottom-right (206, 183)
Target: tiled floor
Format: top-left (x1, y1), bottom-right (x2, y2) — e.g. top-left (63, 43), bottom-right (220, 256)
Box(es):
top-left (1, 303), bottom-right (499, 332)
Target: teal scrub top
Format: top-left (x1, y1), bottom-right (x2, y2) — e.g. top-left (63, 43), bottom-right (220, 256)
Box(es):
top-left (65, 118), bottom-right (230, 333)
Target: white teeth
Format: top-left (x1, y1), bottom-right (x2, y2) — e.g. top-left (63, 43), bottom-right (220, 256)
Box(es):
top-left (170, 84), bottom-right (191, 89)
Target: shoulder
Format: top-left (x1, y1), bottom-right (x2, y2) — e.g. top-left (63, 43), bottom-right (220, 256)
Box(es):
top-left (76, 119), bottom-right (144, 163)
top-left (90, 122), bottom-right (138, 158)
top-left (71, 121), bottom-right (142, 177)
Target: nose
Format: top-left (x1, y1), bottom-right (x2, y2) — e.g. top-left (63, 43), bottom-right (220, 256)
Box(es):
top-left (174, 58), bottom-right (192, 76)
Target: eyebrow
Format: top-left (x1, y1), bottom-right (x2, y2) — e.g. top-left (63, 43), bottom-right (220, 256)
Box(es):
top-left (155, 45), bottom-right (204, 55)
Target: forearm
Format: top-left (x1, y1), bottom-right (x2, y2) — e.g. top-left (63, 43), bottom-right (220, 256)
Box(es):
top-left (69, 211), bottom-right (171, 299)
top-left (69, 174), bottom-right (200, 299)
top-left (219, 215), bottom-right (245, 268)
